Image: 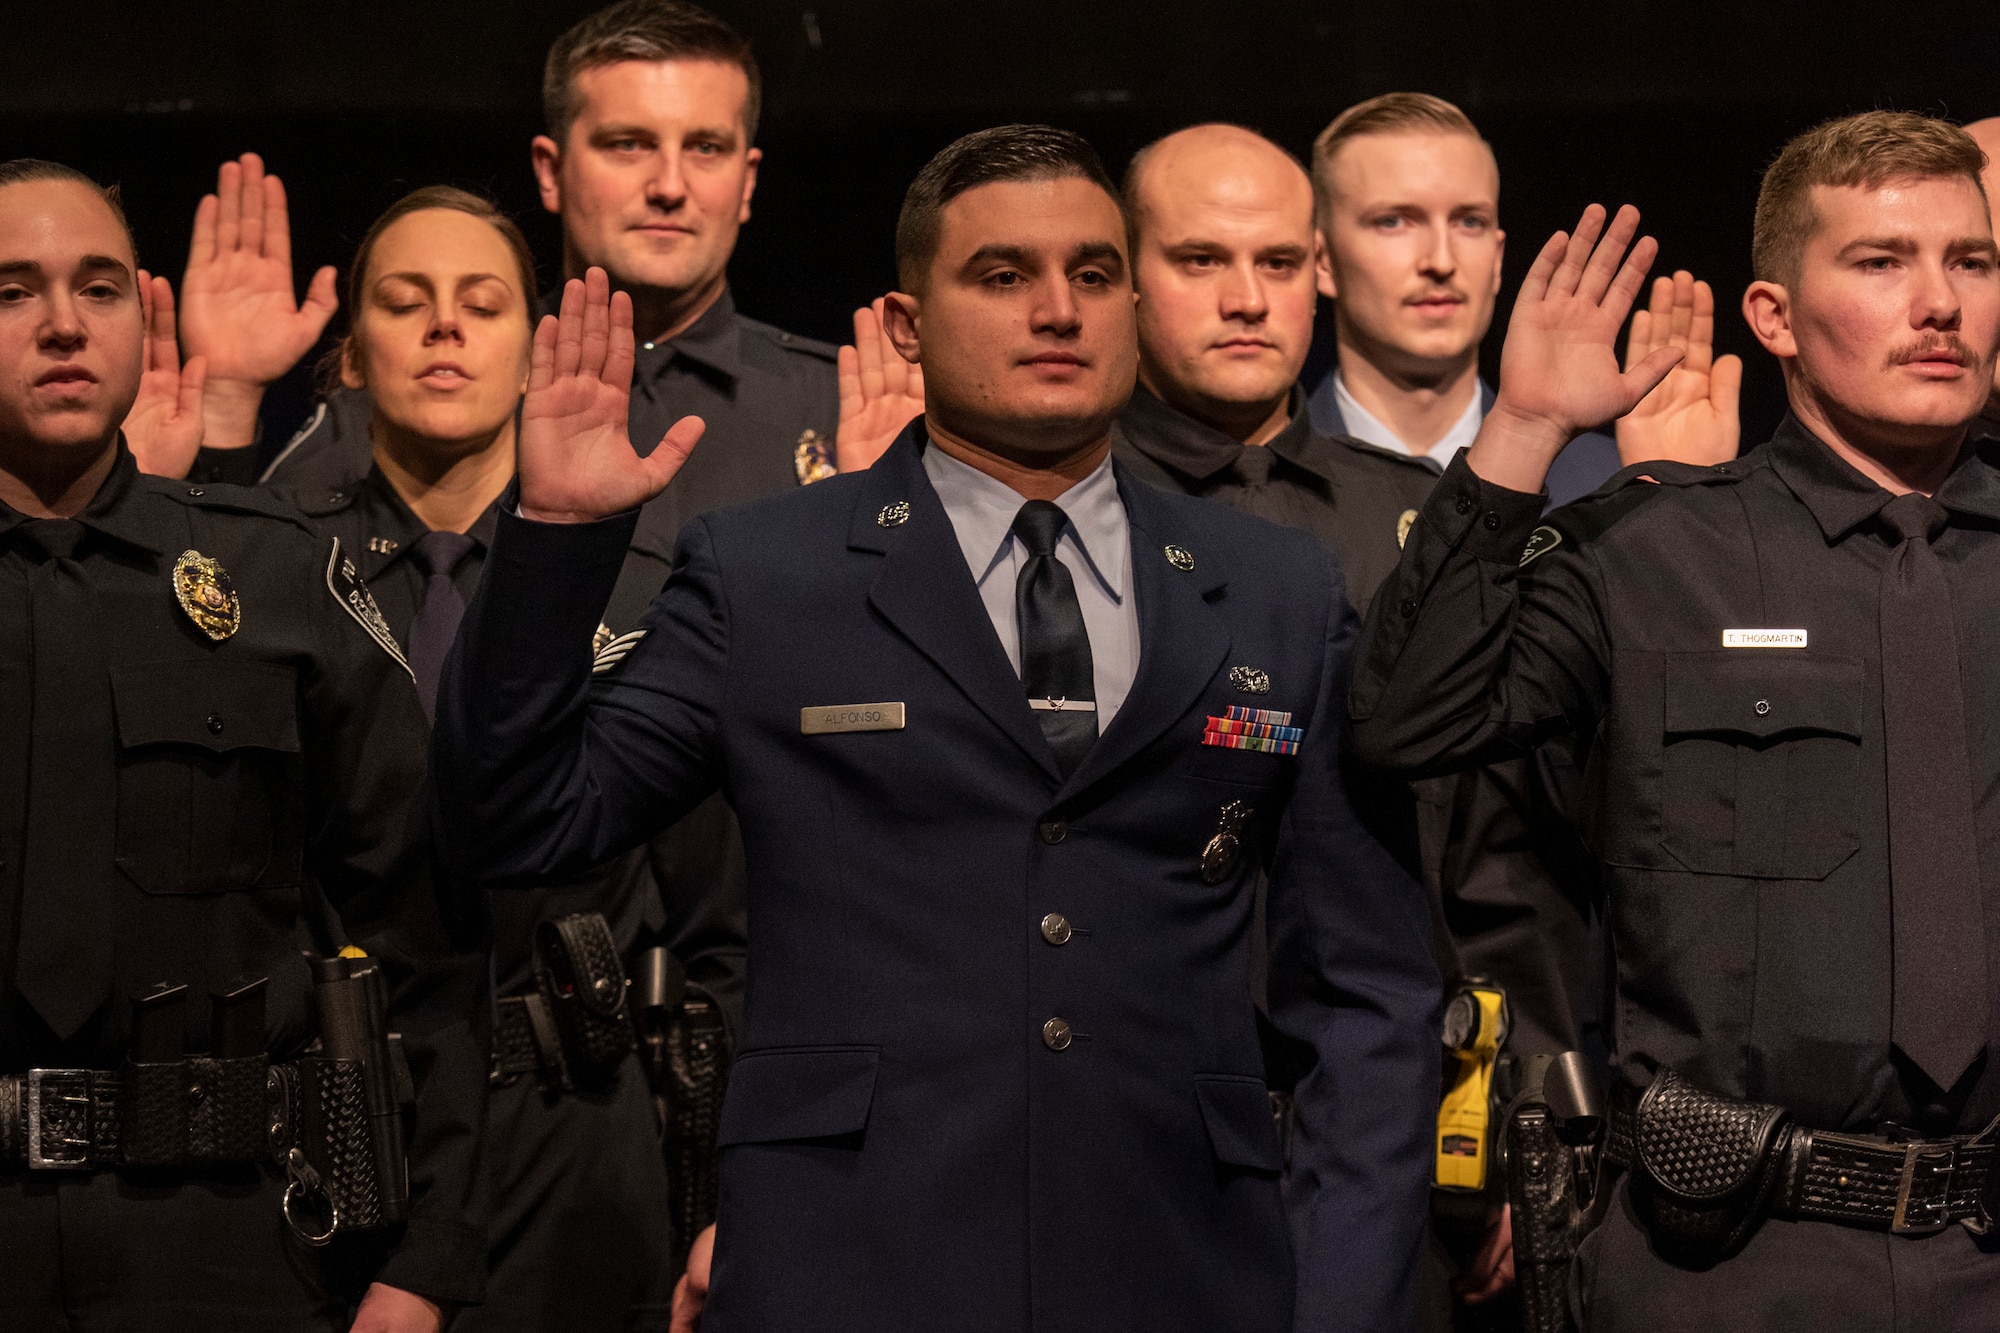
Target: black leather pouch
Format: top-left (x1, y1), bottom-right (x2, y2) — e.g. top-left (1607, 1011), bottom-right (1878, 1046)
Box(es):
top-left (1628, 1068), bottom-right (1791, 1262)
top-left (534, 912), bottom-right (636, 1088)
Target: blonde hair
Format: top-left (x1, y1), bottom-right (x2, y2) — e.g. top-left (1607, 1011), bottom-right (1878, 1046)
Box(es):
top-left (1311, 93), bottom-right (1485, 210)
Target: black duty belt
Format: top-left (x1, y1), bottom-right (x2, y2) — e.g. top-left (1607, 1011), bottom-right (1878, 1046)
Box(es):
top-left (491, 993), bottom-right (567, 1086)
top-left (1, 1058), bottom-right (286, 1173)
top-left (1607, 1069), bottom-right (1997, 1236)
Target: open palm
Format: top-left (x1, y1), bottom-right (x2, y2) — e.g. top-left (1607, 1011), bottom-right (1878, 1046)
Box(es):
top-left (518, 268), bottom-right (705, 523)
top-left (123, 272), bottom-right (207, 479)
top-left (1495, 204), bottom-right (1682, 442)
top-left (835, 297), bottom-right (924, 472)
top-left (1616, 270), bottom-right (1741, 466)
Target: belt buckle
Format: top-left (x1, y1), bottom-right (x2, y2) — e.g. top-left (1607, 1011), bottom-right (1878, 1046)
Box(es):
top-left (24, 1070), bottom-right (95, 1170)
top-left (1890, 1140), bottom-right (1957, 1234)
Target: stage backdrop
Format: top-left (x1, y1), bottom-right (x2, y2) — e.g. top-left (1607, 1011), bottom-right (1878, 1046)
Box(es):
top-left (7, 1), bottom-right (1998, 451)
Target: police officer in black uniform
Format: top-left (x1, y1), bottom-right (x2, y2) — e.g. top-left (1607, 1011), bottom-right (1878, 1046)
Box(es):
top-left (1352, 112), bottom-right (2000, 1329)
top-left (0, 161), bottom-right (485, 1333)
top-left (1114, 121), bottom-right (1613, 1327)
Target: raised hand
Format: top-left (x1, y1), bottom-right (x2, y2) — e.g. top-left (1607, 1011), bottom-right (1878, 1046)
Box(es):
top-left (518, 268), bottom-right (705, 523)
top-left (178, 153), bottom-right (339, 448)
top-left (1470, 205), bottom-right (1681, 493)
top-left (1615, 270), bottom-right (1742, 467)
top-left (835, 297), bottom-right (925, 472)
top-left (122, 272), bottom-right (208, 479)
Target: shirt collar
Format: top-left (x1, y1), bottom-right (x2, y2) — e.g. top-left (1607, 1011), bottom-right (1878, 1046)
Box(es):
top-left (0, 439), bottom-right (171, 556)
top-left (1331, 368), bottom-right (1482, 466)
top-left (1118, 382), bottom-right (1320, 483)
top-left (638, 285), bottom-right (742, 385)
top-left (1764, 412), bottom-right (2000, 540)
top-left (357, 463), bottom-right (498, 579)
top-left (920, 438), bottom-right (1129, 604)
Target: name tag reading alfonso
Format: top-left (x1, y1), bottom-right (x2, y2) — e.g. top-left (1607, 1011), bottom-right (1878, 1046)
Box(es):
top-left (801, 703), bottom-right (907, 735)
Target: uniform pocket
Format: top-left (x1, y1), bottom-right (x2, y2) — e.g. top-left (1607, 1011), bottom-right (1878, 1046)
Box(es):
top-left (110, 660), bottom-right (303, 894)
top-left (717, 1045), bottom-right (880, 1146)
top-left (1195, 1074), bottom-right (1284, 1173)
top-left (1659, 652), bottom-right (1863, 880)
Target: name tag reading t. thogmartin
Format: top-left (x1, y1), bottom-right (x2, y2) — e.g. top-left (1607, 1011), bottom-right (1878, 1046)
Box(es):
top-left (1722, 628), bottom-right (1809, 649)
top-left (801, 703), bottom-right (907, 735)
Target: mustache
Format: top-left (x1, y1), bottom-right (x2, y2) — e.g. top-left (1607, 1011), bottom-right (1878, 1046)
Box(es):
top-left (1885, 333), bottom-right (1973, 368)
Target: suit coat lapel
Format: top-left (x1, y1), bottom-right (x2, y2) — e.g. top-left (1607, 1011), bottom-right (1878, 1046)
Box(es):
top-left (1064, 466), bottom-right (1231, 796)
top-left (854, 430), bottom-right (1062, 782)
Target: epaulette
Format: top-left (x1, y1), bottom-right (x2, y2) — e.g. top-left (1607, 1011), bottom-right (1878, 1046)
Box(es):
top-left (744, 318), bottom-right (838, 363)
top-left (289, 481), bottom-right (365, 519)
top-left (1521, 459), bottom-right (1744, 567)
top-left (149, 477), bottom-right (316, 533)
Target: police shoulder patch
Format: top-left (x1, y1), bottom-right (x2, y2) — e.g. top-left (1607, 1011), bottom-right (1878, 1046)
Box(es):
top-left (325, 538), bottom-right (412, 678)
top-left (592, 627), bottom-right (648, 675)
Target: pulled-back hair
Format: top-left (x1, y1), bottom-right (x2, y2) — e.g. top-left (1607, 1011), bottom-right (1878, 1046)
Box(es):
top-left (0, 158), bottom-right (136, 259)
top-left (1753, 110), bottom-right (1991, 287)
top-left (895, 125), bottom-right (1118, 292)
top-left (543, 1), bottom-right (760, 149)
top-left (1311, 92), bottom-right (1485, 209)
top-left (321, 186), bottom-right (540, 393)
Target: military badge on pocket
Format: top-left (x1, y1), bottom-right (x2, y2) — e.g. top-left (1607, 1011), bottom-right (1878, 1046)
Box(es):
top-left (1200, 800), bottom-right (1254, 884)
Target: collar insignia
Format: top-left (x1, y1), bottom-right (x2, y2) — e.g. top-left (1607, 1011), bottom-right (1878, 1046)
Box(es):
top-left (172, 550), bottom-right (240, 641)
top-left (878, 501), bottom-right (911, 527)
top-left (1164, 544), bottom-right (1196, 571)
top-left (1397, 508), bottom-right (1418, 549)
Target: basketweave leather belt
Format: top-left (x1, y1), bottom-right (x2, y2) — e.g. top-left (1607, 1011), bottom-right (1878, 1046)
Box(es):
top-left (1607, 1070), bottom-right (1997, 1235)
top-left (1, 1059), bottom-right (287, 1172)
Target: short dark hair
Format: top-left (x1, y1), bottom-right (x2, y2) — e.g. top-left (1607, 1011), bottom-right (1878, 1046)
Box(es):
top-left (543, 0), bottom-right (761, 149)
top-left (894, 125), bottom-right (1118, 292)
top-left (0, 159), bottom-right (136, 260)
top-left (321, 186), bottom-right (540, 393)
top-left (1753, 110), bottom-right (1991, 287)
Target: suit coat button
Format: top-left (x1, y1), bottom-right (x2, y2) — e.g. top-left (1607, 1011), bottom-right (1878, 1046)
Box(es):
top-left (1038, 820), bottom-right (1067, 845)
top-left (1455, 494), bottom-right (1474, 515)
top-left (1042, 1017), bottom-right (1072, 1051)
top-left (206, 713), bottom-right (225, 735)
top-left (1040, 913), bottom-right (1073, 945)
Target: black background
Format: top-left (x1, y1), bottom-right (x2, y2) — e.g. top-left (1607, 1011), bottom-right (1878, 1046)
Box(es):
top-left (6, 2), bottom-right (1999, 448)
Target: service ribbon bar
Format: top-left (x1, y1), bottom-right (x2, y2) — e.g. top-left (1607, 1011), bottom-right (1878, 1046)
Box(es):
top-left (1224, 705), bottom-right (1293, 727)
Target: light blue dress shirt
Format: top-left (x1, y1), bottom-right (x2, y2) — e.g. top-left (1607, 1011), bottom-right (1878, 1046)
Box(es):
top-left (921, 441), bottom-right (1141, 729)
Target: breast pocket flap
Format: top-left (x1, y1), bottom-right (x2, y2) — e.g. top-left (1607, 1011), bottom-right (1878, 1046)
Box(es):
top-left (718, 1045), bottom-right (881, 1147)
top-left (1663, 652), bottom-right (1863, 742)
top-left (111, 660), bottom-right (300, 754)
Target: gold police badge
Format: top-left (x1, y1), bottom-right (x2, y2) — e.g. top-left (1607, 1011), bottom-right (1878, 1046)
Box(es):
top-left (172, 549), bottom-right (240, 641)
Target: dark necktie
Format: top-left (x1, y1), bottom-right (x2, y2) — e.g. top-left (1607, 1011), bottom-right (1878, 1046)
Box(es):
top-left (1878, 492), bottom-right (1988, 1090)
top-left (406, 529), bottom-right (478, 722)
top-left (1012, 500), bottom-right (1097, 778)
top-left (14, 519), bottom-right (115, 1039)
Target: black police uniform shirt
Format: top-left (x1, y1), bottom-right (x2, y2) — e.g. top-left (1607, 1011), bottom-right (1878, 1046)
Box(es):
top-left (1353, 415), bottom-right (2000, 1139)
top-left (255, 287), bottom-right (837, 524)
top-left (1117, 382), bottom-right (1604, 1061)
top-left (0, 445), bottom-right (487, 1305)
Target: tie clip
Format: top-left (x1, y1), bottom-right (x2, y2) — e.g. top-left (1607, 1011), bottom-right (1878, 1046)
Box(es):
top-left (1029, 697), bottom-right (1096, 712)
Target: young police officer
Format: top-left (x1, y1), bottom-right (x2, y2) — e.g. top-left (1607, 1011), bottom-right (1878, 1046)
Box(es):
top-left (432, 125), bottom-right (1438, 1333)
top-left (1353, 112), bottom-right (2000, 1328)
top-left (0, 162), bottom-right (485, 1333)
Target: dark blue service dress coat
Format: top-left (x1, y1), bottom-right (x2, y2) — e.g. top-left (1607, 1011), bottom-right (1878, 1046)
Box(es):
top-left (431, 428), bottom-right (1438, 1333)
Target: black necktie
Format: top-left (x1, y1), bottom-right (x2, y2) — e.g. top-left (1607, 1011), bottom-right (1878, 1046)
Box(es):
top-left (1012, 500), bottom-right (1097, 777)
top-left (407, 530), bottom-right (477, 722)
top-left (14, 519), bottom-right (115, 1040)
top-left (1878, 492), bottom-right (1988, 1090)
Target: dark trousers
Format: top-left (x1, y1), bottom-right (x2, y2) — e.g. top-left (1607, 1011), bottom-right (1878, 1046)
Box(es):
top-left (0, 1165), bottom-right (346, 1332)
top-left (1574, 1174), bottom-right (2000, 1332)
top-left (457, 1053), bottom-right (675, 1333)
